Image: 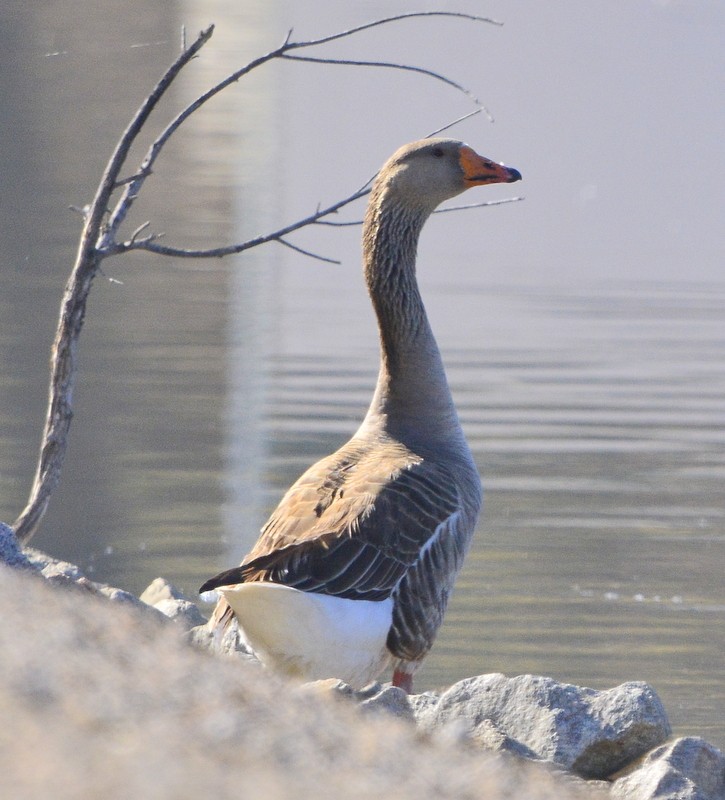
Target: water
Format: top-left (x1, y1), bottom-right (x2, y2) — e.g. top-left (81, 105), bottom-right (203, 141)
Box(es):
top-left (0, 0), bottom-right (723, 751)
top-left (261, 284), bottom-right (725, 747)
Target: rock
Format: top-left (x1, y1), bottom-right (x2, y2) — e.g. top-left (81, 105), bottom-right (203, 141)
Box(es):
top-left (187, 623), bottom-right (261, 672)
top-left (154, 598), bottom-right (207, 629)
top-left (408, 689), bottom-right (440, 718)
top-left (0, 563), bottom-right (600, 800)
top-left (414, 673), bottom-right (671, 779)
top-left (3, 536), bottom-right (718, 799)
top-left (18, 545), bottom-right (166, 621)
top-left (0, 522), bottom-right (31, 569)
top-left (358, 685), bottom-right (413, 720)
top-left (98, 584), bottom-right (152, 606)
top-left (23, 546), bottom-right (86, 584)
top-left (612, 737), bottom-right (725, 799)
top-left (198, 612), bottom-right (257, 658)
top-left (139, 577), bottom-right (207, 628)
top-left (139, 576), bottom-right (188, 606)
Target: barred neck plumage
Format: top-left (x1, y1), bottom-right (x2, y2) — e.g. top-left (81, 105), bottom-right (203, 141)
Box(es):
top-left (359, 178), bottom-right (462, 450)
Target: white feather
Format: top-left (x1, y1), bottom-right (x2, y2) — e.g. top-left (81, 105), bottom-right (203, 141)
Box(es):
top-left (221, 583), bottom-right (393, 688)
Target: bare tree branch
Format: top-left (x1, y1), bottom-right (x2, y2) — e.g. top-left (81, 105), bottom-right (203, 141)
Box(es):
top-left (280, 11), bottom-right (502, 49)
top-left (104, 12), bottom-right (501, 258)
top-left (276, 237), bottom-right (341, 265)
top-left (426, 108), bottom-right (485, 137)
top-left (12, 25), bottom-right (215, 543)
top-left (436, 196), bottom-right (525, 214)
top-left (311, 195), bottom-right (525, 229)
top-left (12, 12), bottom-right (517, 543)
top-left (278, 53), bottom-right (492, 120)
top-left (117, 186), bottom-right (371, 260)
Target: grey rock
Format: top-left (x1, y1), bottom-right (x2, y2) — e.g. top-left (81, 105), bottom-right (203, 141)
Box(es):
top-left (20, 546), bottom-right (166, 622)
top-left (469, 717), bottom-right (541, 760)
top-left (0, 522), bottom-right (31, 569)
top-left (139, 576), bottom-right (188, 605)
top-left (359, 685), bottom-right (413, 719)
top-left (187, 622), bottom-right (215, 650)
top-left (414, 672), bottom-right (671, 779)
top-left (612, 737), bottom-right (725, 800)
top-left (0, 563), bottom-right (598, 800)
top-left (24, 546), bottom-right (86, 583)
top-left (408, 689), bottom-right (440, 718)
top-left (187, 623), bottom-right (261, 669)
top-left (154, 597), bottom-right (207, 629)
top-left (200, 612), bottom-right (257, 658)
top-left (7, 543), bottom-right (717, 799)
top-left (98, 584), bottom-right (152, 607)
top-left (139, 577), bottom-right (207, 628)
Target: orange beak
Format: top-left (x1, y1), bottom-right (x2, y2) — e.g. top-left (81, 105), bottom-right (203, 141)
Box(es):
top-left (459, 145), bottom-right (522, 186)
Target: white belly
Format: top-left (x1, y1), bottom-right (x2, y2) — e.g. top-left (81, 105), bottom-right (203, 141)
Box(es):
top-left (221, 583), bottom-right (394, 688)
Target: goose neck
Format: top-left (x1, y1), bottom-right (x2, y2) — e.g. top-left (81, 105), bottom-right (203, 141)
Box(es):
top-left (361, 191), bottom-right (459, 444)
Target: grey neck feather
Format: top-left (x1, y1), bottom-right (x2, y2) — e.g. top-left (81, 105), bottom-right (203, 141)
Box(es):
top-left (357, 183), bottom-right (465, 453)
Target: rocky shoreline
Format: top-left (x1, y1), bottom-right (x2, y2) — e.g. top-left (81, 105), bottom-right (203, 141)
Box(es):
top-left (1, 523), bottom-right (722, 799)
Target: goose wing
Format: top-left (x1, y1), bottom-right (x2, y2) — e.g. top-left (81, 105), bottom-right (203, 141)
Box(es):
top-left (200, 438), bottom-right (466, 607)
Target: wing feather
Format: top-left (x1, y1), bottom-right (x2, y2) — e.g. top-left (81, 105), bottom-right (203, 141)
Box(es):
top-left (203, 438), bottom-right (464, 600)
top-left (201, 435), bottom-right (480, 661)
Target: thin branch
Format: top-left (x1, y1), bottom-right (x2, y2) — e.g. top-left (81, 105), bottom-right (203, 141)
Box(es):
top-left (128, 220), bottom-right (152, 245)
top-left (276, 238), bottom-right (340, 265)
top-left (314, 195), bottom-right (524, 228)
top-left (314, 218), bottom-right (363, 228)
top-left (436, 196), bottom-right (525, 214)
top-left (114, 86), bottom-right (490, 258)
top-left (112, 109), bottom-right (502, 257)
top-left (426, 108), bottom-right (484, 137)
top-left (281, 12), bottom-right (502, 50)
top-left (94, 26), bottom-right (214, 246)
top-left (119, 187), bottom-right (371, 259)
top-left (280, 53), bottom-right (491, 119)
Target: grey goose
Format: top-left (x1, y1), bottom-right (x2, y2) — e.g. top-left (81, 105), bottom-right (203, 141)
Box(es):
top-left (200, 138), bottom-right (521, 692)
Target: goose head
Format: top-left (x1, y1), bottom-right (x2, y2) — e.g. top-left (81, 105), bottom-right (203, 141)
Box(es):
top-left (372, 137), bottom-right (521, 214)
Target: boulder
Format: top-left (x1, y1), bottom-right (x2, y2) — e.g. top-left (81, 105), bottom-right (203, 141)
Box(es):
top-left (140, 577), bottom-right (207, 628)
top-left (413, 673), bottom-right (671, 779)
top-left (153, 597), bottom-right (207, 629)
top-left (139, 576), bottom-right (188, 605)
top-left (26, 546), bottom-right (166, 618)
top-left (612, 737), bottom-right (725, 799)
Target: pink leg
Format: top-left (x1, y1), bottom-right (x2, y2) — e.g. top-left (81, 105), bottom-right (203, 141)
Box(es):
top-left (392, 670), bottom-right (413, 694)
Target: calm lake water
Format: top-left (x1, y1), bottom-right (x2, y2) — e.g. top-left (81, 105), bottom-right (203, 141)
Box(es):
top-left (1, 0), bottom-right (722, 750)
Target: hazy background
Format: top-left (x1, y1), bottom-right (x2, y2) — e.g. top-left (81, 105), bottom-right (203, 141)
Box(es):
top-left (0, 0), bottom-right (722, 748)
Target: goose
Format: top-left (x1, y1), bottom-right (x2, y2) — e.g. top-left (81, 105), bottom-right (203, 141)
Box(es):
top-left (200, 138), bottom-right (521, 692)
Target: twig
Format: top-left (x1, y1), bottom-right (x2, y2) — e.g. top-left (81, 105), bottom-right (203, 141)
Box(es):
top-left (279, 53), bottom-right (492, 119)
top-left (426, 108), bottom-right (484, 137)
top-left (436, 196), bottom-right (524, 214)
top-left (314, 195), bottom-right (524, 229)
top-left (119, 186), bottom-right (369, 259)
top-left (277, 238), bottom-right (340, 265)
top-left (280, 12), bottom-right (501, 49)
